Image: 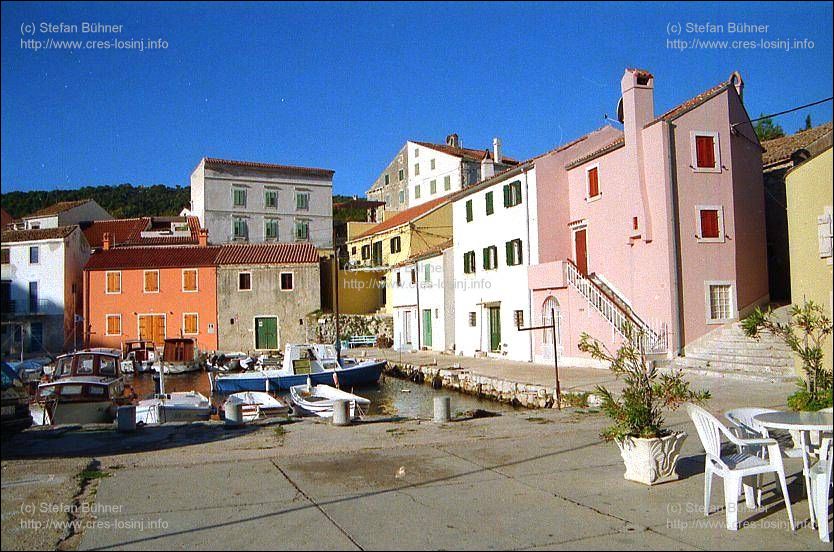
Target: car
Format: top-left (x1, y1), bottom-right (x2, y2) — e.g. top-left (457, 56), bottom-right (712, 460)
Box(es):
top-left (1, 362), bottom-right (33, 433)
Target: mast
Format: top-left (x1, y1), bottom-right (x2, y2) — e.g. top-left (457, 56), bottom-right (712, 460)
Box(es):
top-left (333, 227), bottom-right (341, 362)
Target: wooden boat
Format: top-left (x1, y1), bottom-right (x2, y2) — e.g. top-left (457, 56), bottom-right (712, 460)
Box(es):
top-left (289, 383), bottom-right (369, 419)
top-left (36, 350), bottom-right (129, 425)
top-left (212, 344), bottom-right (385, 394)
top-left (121, 340), bottom-right (156, 374)
top-left (155, 338), bottom-right (202, 374)
top-left (135, 391), bottom-right (211, 424)
top-left (222, 391), bottom-right (289, 422)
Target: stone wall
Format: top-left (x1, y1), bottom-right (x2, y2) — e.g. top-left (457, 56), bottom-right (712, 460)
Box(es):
top-left (307, 313), bottom-right (393, 344)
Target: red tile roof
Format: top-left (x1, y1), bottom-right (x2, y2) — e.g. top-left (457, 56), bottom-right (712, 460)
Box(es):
top-left (203, 157), bottom-right (334, 178)
top-left (1, 226), bottom-right (78, 243)
top-left (762, 122), bottom-right (833, 167)
top-left (411, 142), bottom-right (520, 165)
top-left (392, 239), bottom-right (453, 267)
top-left (23, 199), bottom-right (92, 219)
top-left (82, 216), bottom-right (202, 248)
top-left (353, 195), bottom-right (451, 239)
top-left (215, 242), bottom-right (319, 265)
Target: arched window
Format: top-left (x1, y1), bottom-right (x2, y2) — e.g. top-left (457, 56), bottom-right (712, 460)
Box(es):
top-left (541, 296), bottom-right (561, 359)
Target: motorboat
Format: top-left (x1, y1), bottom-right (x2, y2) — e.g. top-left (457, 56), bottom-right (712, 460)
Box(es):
top-left (211, 343), bottom-right (385, 394)
top-left (222, 391), bottom-right (289, 422)
top-left (207, 352), bottom-right (261, 372)
top-left (121, 340), bottom-right (157, 374)
top-left (155, 338), bottom-right (202, 374)
top-left (289, 383), bottom-right (369, 419)
top-left (135, 391), bottom-right (212, 424)
top-left (35, 350), bottom-right (130, 425)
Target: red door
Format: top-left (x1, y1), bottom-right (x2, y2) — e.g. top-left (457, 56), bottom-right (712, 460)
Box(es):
top-left (574, 228), bottom-right (588, 275)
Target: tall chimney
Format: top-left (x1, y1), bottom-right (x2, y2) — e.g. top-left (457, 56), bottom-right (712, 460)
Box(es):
top-left (198, 228), bottom-right (209, 247)
top-left (481, 156), bottom-right (495, 181)
top-left (492, 137), bottom-right (502, 164)
top-left (102, 232), bottom-right (112, 251)
top-left (446, 133), bottom-right (460, 148)
top-left (730, 71), bottom-right (744, 103)
top-left (620, 68), bottom-right (655, 242)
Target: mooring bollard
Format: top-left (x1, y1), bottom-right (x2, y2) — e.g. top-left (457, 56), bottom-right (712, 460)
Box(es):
top-left (433, 396), bottom-right (451, 423)
top-left (224, 401), bottom-right (244, 427)
top-left (331, 399), bottom-right (351, 426)
top-left (116, 405), bottom-right (136, 432)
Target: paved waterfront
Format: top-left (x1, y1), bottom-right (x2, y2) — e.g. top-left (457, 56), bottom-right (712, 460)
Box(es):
top-left (1, 360), bottom-right (829, 550)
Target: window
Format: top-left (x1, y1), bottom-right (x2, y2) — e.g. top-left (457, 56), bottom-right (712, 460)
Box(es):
top-left (106, 314), bottom-right (121, 336)
top-left (1, 249), bottom-right (9, 264)
top-left (390, 236), bottom-right (401, 254)
top-left (483, 246), bottom-right (498, 270)
top-left (264, 219), bottom-right (279, 240)
top-left (238, 272), bottom-right (252, 291)
top-left (100, 357), bottom-right (117, 376)
top-left (233, 188), bottom-right (247, 207)
top-left (399, 190), bottom-right (405, 203)
top-left (485, 191), bottom-right (494, 215)
top-left (384, 174), bottom-right (390, 186)
top-left (429, 159), bottom-right (435, 170)
top-left (105, 271), bottom-right (121, 294)
top-left (280, 272), bottom-right (294, 291)
top-left (361, 244), bottom-right (371, 260)
top-left (183, 313), bottom-right (199, 335)
top-left (430, 179), bottom-right (437, 194)
top-left (295, 220), bottom-right (309, 241)
top-left (414, 185), bottom-right (421, 199)
top-left (423, 263), bottom-right (431, 282)
top-left (435, 309), bottom-right (439, 319)
top-left (398, 169), bottom-right (404, 181)
top-left (396, 271), bottom-right (402, 287)
top-left (818, 209), bottom-right (833, 260)
top-left (586, 166), bottom-right (600, 199)
top-left (410, 268), bottom-right (416, 284)
top-left (691, 131), bottom-right (721, 171)
top-left (463, 251), bottom-right (476, 274)
top-left (233, 217), bottom-right (248, 240)
top-left (351, 246), bottom-right (357, 255)
top-left (414, 148), bottom-right (419, 158)
top-left (29, 246), bottom-right (39, 264)
top-left (697, 206), bottom-right (724, 242)
top-left (143, 270), bottom-right (160, 293)
top-left (514, 310), bottom-right (524, 327)
top-left (296, 191), bottom-right (310, 211)
top-left (468, 312), bottom-right (477, 327)
top-left (465, 199), bottom-right (473, 222)
top-left (264, 189), bottom-right (278, 208)
top-left (504, 181), bottom-right (522, 207)
top-left (182, 269), bottom-right (198, 292)
top-left (372, 241), bottom-right (383, 265)
top-left (506, 239), bottom-right (523, 266)
top-left (707, 283), bottom-right (734, 323)
top-left (414, 163), bottom-right (420, 176)
top-left (444, 175), bottom-right (451, 191)
top-left (28, 281), bottom-right (38, 312)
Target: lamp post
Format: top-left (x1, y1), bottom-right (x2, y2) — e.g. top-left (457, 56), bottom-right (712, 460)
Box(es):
top-left (515, 308), bottom-right (562, 409)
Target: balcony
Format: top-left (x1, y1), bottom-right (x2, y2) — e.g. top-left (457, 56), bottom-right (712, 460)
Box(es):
top-left (2, 299), bottom-right (54, 316)
top-left (528, 260), bottom-right (568, 291)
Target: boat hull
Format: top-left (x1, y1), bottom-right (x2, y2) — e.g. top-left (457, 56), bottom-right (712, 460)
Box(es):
top-left (40, 400), bottom-right (117, 425)
top-left (213, 359), bottom-right (385, 394)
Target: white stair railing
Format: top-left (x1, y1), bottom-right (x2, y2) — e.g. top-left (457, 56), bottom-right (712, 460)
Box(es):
top-left (564, 260), bottom-right (668, 353)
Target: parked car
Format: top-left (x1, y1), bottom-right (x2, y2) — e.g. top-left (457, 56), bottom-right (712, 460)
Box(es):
top-left (1, 362), bottom-right (33, 433)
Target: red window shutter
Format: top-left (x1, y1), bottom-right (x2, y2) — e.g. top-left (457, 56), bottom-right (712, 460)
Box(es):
top-left (700, 209), bottom-right (720, 239)
top-left (588, 167), bottom-right (600, 197)
top-left (696, 135), bottom-right (716, 168)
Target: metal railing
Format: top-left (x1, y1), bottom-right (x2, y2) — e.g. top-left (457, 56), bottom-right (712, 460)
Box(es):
top-left (564, 259), bottom-right (668, 354)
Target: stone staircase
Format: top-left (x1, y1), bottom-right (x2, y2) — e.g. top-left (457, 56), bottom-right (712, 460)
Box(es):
top-left (673, 320), bottom-right (797, 383)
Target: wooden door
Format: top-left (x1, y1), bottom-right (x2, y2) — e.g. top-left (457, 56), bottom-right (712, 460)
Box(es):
top-left (422, 309), bottom-right (432, 348)
top-left (574, 228), bottom-right (588, 275)
top-left (255, 317), bottom-right (279, 350)
top-left (488, 307), bottom-right (501, 352)
top-left (138, 315), bottom-right (166, 345)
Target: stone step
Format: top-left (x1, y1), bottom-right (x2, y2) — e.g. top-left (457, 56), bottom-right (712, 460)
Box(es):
top-left (669, 364), bottom-right (797, 384)
top-left (674, 357), bottom-right (795, 376)
top-left (687, 342), bottom-right (793, 355)
top-left (684, 349), bottom-right (794, 364)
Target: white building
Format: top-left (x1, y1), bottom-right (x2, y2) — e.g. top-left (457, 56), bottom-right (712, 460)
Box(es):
top-left (1, 226), bottom-right (91, 355)
top-left (390, 241), bottom-right (454, 352)
top-left (14, 199), bottom-right (112, 230)
top-left (190, 157), bottom-right (335, 248)
top-left (453, 167), bottom-right (539, 362)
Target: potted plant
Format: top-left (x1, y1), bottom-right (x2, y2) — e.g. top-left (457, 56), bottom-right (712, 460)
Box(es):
top-left (579, 326), bottom-right (710, 485)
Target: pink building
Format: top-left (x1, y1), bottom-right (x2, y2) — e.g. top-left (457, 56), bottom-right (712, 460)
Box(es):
top-left (528, 68), bottom-right (767, 364)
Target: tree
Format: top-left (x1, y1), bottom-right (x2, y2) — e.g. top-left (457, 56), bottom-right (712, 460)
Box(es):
top-left (753, 115), bottom-right (785, 141)
top-left (799, 114), bottom-right (812, 132)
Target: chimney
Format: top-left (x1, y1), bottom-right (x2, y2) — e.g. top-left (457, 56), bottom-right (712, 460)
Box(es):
top-left (621, 68), bottom-right (654, 139)
top-left (198, 228), bottom-right (208, 247)
top-left (492, 137), bottom-right (502, 164)
top-left (446, 133), bottom-right (460, 148)
top-left (102, 232), bottom-right (112, 251)
top-left (729, 71), bottom-right (744, 103)
top-left (481, 156), bottom-right (495, 180)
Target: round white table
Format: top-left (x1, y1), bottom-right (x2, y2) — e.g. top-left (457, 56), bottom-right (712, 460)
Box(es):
top-left (754, 411), bottom-right (833, 531)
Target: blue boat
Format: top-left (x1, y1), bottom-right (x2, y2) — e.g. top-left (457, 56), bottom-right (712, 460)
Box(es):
top-left (211, 344), bottom-right (385, 394)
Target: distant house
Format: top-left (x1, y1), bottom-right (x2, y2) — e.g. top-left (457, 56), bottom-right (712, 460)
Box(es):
top-left (15, 199), bottom-right (112, 230)
top-left (1, 226), bottom-right (90, 355)
top-left (81, 216), bottom-right (203, 250)
top-left (0, 207), bottom-right (12, 229)
top-left (785, 144), bottom-right (833, 374)
top-left (190, 157), bottom-right (335, 248)
top-left (761, 122), bottom-right (833, 302)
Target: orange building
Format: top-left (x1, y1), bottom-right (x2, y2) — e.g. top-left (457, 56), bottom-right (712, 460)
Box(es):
top-left (84, 239), bottom-right (221, 352)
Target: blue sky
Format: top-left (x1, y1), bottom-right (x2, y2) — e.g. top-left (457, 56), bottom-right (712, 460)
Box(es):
top-left (2, 1), bottom-right (832, 196)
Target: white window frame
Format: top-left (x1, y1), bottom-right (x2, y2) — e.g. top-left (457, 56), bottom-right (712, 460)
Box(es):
top-left (295, 190), bottom-right (310, 211)
top-left (430, 159), bottom-right (436, 170)
top-left (264, 188), bottom-right (279, 209)
top-left (105, 271), bottom-right (122, 295)
top-left (695, 205), bottom-right (726, 243)
top-left (444, 175), bottom-right (451, 191)
top-left (819, 206), bottom-right (833, 264)
top-left (690, 131), bottom-right (722, 173)
top-left (232, 187), bottom-right (247, 207)
top-left (232, 217), bottom-right (248, 240)
top-left (585, 163), bottom-right (602, 202)
top-left (295, 219), bottom-right (310, 242)
top-left (182, 312), bottom-right (199, 335)
top-left (182, 269), bottom-right (199, 293)
top-left (29, 246), bottom-right (39, 265)
top-left (238, 271), bottom-right (252, 292)
top-left (264, 218), bottom-right (279, 240)
top-left (105, 314), bottom-right (122, 336)
top-left (143, 269), bottom-right (160, 294)
top-left (279, 271), bottom-right (294, 291)
top-left (704, 280), bottom-right (737, 325)
top-left (414, 163), bottom-right (420, 176)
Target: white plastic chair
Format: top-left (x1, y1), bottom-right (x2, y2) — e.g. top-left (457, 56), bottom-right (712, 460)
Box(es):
top-left (811, 436), bottom-right (832, 542)
top-left (725, 407), bottom-right (803, 458)
top-left (687, 403), bottom-right (795, 531)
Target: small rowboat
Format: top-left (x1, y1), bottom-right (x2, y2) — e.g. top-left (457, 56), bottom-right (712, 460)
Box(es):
top-left (289, 383), bottom-right (369, 419)
top-left (135, 391), bottom-right (212, 424)
top-left (223, 391), bottom-right (289, 422)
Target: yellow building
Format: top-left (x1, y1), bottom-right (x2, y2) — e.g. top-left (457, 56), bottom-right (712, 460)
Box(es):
top-left (342, 196), bottom-right (452, 313)
top-left (786, 145), bottom-right (833, 374)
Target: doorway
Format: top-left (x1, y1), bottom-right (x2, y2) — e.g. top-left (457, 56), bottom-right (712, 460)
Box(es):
top-left (574, 227), bottom-right (588, 275)
top-left (422, 309), bottom-right (432, 348)
top-left (255, 317), bottom-right (279, 350)
top-left (488, 306), bottom-right (501, 352)
top-left (138, 314), bottom-right (166, 345)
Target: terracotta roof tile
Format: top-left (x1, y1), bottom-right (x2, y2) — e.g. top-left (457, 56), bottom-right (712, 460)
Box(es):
top-left (411, 142), bottom-right (520, 164)
top-left (81, 216), bottom-right (203, 248)
top-left (23, 199), bottom-right (92, 219)
top-left (762, 122), bottom-right (833, 167)
top-left (353, 195), bottom-right (451, 239)
top-left (215, 242), bottom-right (319, 265)
top-left (1, 226), bottom-right (78, 243)
top-left (203, 157), bottom-right (334, 177)
top-left (84, 246), bottom-right (221, 271)
top-left (392, 239), bottom-right (453, 267)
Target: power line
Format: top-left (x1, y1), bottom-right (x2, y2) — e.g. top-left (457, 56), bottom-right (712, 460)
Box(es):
top-left (732, 96), bottom-right (833, 128)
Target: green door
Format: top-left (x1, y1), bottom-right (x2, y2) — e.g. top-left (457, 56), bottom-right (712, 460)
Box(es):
top-left (488, 307), bottom-right (501, 352)
top-left (422, 309), bottom-right (432, 348)
top-left (255, 317), bottom-right (278, 350)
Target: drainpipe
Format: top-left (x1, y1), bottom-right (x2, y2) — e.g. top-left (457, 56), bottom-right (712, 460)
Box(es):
top-left (523, 167), bottom-right (534, 362)
top-left (667, 122), bottom-right (685, 354)
top-left (415, 262), bottom-right (421, 351)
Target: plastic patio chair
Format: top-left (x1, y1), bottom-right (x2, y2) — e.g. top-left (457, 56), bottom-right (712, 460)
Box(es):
top-left (811, 436), bottom-right (832, 542)
top-left (687, 403), bottom-right (795, 531)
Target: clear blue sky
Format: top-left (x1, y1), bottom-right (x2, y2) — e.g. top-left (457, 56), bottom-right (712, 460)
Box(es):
top-left (2, 1), bottom-right (832, 196)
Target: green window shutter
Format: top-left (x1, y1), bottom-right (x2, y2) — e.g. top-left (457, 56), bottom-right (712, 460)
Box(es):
top-left (483, 248), bottom-right (489, 269)
top-left (514, 182), bottom-right (522, 205)
top-left (505, 241), bottom-right (513, 265)
top-left (466, 200), bottom-right (473, 222)
top-left (515, 239), bottom-right (523, 265)
top-left (485, 192), bottom-right (493, 215)
top-left (503, 185), bottom-right (510, 207)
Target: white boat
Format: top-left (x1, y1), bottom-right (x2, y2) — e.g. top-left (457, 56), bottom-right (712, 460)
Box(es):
top-left (222, 391), bottom-right (289, 422)
top-left (289, 383), bottom-right (370, 419)
top-left (154, 338), bottom-right (202, 374)
top-left (121, 340), bottom-right (157, 374)
top-left (135, 391), bottom-right (212, 424)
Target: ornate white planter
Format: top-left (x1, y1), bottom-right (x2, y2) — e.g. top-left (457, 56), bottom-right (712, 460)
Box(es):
top-left (616, 432), bottom-right (688, 486)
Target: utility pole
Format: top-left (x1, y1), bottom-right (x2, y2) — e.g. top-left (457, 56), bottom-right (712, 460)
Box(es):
top-left (515, 308), bottom-right (562, 409)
